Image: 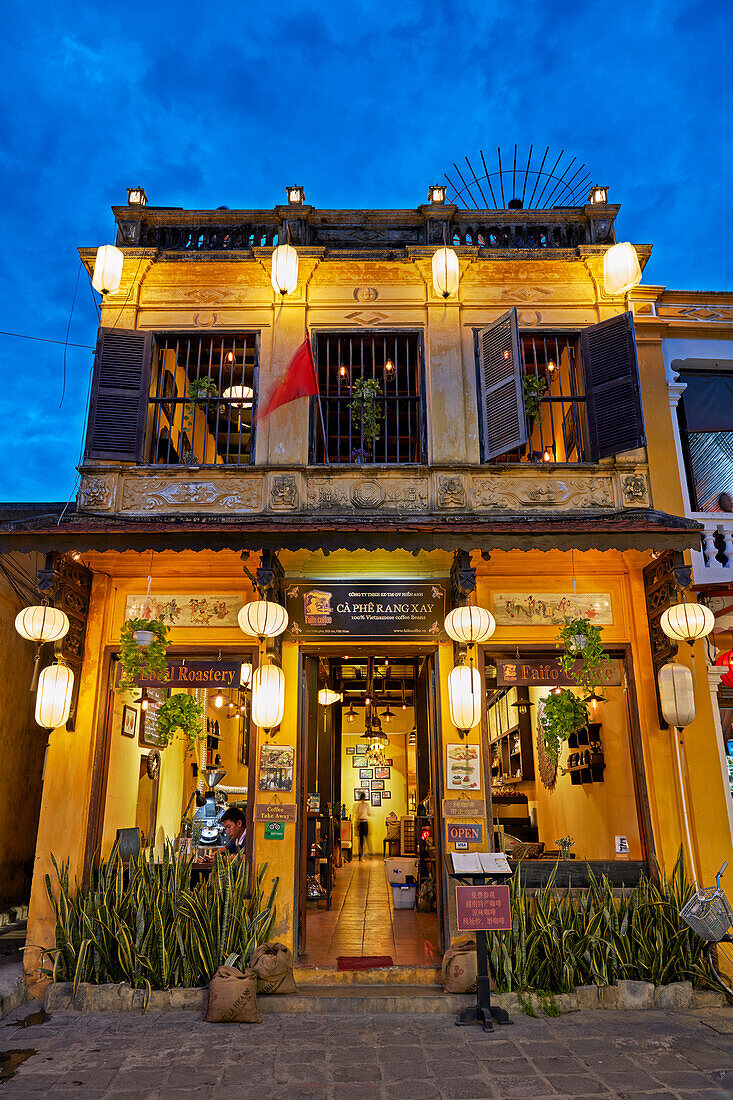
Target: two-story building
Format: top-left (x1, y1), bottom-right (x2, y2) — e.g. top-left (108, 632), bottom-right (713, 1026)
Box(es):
top-left (4, 182), bottom-right (730, 978)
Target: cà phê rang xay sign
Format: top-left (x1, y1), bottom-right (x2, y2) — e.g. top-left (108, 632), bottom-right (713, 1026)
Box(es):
top-left (284, 580), bottom-right (448, 638)
top-left (137, 661), bottom-right (240, 688)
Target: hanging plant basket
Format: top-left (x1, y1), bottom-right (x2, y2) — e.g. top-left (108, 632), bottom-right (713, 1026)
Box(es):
top-left (539, 688), bottom-right (589, 767)
top-left (349, 378), bottom-right (383, 448)
top-left (118, 618), bottom-right (169, 694)
top-left (155, 693), bottom-right (203, 755)
top-left (558, 617), bottom-right (607, 695)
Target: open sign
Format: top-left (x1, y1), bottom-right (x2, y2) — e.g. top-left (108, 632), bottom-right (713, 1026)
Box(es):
top-left (447, 823), bottom-right (483, 845)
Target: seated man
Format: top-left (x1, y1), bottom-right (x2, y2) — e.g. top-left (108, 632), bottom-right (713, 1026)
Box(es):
top-left (220, 807), bottom-right (246, 855)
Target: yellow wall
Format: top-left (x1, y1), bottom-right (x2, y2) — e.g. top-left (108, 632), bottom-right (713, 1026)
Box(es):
top-left (340, 709), bottom-right (411, 849)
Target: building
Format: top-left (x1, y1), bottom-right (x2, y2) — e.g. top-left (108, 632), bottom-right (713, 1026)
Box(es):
top-left (3, 178), bottom-right (731, 978)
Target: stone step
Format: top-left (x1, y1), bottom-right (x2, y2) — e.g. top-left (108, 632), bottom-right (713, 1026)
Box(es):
top-left (261, 985), bottom-right (473, 1015)
top-left (294, 964), bottom-right (442, 986)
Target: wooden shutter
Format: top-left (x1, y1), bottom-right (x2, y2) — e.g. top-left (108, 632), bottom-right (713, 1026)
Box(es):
top-left (581, 312), bottom-right (646, 461)
top-left (84, 328), bottom-right (153, 461)
top-left (477, 308), bottom-right (526, 461)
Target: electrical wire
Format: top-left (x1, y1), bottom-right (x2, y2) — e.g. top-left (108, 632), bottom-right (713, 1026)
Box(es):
top-left (60, 262), bottom-right (83, 409)
top-left (0, 330), bottom-right (94, 350)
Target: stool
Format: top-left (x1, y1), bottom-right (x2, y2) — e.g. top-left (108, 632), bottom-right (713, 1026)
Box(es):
top-left (382, 837), bottom-right (389, 857)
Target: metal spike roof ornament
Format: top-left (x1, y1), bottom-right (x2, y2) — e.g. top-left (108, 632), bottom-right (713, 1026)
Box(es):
top-left (442, 145), bottom-right (597, 211)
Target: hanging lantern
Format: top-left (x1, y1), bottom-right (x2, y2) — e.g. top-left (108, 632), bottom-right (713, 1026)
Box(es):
top-left (448, 664), bottom-right (482, 734)
top-left (240, 662), bottom-right (253, 688)
top-left (382, 704), bottom-right (395, 723)
top-left (345, 704), bottom-right (358, 724)
top-left (432, 246), bottom-right (460, 298)
top-left (658, 662), bottom-right (695, 728)
top-left (715, 651), bottom-right (733, 688)
top-left (92, 245), bottom-right (124, 294)
top-left (35, 663), bottom-right (74, 729)
top-left (271, 243), bottom-right (299, 296)
top-left (603, 242), bottom-right (642, 296)
top-left (252, 663), bottom-right (285, 732)
top-left (444, 605), bottom-right (496, 645)
top-left (238, 600), bottom-right (288, 640)
top-left (214, 691), bottom-right (224, 709)
top-left (223, 386), bottom-right (253, 407)
top-left (660, 601), bottom-right (714, 646)
top-left (318, 688), bottom-right (342, 705)
top-left (15, 605), bottom-right (70, 643)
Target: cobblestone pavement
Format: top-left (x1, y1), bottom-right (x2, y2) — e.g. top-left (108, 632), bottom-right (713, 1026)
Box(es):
top-left (1, 1005), bottom-right (732, 1099)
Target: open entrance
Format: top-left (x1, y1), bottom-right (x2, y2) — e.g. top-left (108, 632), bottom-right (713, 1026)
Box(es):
top-left (297, 650), bottom-right (443, 967)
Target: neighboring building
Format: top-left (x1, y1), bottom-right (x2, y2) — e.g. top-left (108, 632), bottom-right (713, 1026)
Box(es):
top-left (2, 182), bottom-right (730, 977)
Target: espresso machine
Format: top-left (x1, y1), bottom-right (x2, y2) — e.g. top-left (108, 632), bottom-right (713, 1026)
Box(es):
top-left (198, 768), bottom-right (227, 849)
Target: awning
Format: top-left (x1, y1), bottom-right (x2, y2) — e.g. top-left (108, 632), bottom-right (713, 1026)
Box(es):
top-left (0, 507), bottom-right (702, 556)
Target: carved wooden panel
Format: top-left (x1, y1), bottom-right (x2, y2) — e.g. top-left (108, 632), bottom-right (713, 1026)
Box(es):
top-left (642, 550), bottom-right (682, 727)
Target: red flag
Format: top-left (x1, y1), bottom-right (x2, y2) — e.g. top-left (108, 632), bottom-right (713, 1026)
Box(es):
top-left (254, 339), bottom-right (319, 422)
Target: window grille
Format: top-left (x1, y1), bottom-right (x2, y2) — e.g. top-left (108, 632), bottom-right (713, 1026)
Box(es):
top-left (312, 333), bottom-right (424, 464)
top-left (148, 334), bottom-right (257, 466)
top-left (493, 334), bottom-right (588, 463)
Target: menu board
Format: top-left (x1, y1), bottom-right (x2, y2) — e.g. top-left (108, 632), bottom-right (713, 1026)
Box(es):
top-left (446, 743), bottom-right (481, 791)
top-left (139, 687), bottom-right (167, 748)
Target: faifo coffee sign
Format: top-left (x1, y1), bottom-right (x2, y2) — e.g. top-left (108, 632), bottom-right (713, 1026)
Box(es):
top-left (496, 657), bottom-right (621, 688)
top-left (284, 580), bottom-right (448, 638)
top-left (138, 661), bottom-right (240, 688)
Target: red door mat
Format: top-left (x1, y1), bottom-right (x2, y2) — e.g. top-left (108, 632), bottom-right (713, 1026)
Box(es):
top-left (336, 956), bottom-right (394, 971)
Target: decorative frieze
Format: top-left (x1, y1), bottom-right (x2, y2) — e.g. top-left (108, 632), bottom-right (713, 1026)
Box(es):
top-left (471, 475), bottom-right (615, 512)
top-left (77, 475), bottom-right (116, 512)
top-left (121, 477), bottom-right (262, 513)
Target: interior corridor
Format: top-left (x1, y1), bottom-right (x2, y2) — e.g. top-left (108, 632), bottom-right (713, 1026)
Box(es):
top-left (302, 856), bottom-right (440, 967)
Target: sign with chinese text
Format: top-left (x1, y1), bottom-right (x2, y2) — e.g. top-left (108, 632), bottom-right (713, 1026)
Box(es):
top-left (447, 822), bottom-right (483, 845)
top-left (496, 658), bottom-right (621, 688)
top-left (443, 799), bottom-right (486, 819)
top-left (456, 885), bottom-right (512, 932)
top-left (284, 580), bottom-right (448, 638)
top-left (138, 660), bottom-right (240, 689)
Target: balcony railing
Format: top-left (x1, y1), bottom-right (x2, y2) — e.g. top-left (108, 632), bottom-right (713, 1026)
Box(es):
top-left (690, 516), bottom-right (733, 584)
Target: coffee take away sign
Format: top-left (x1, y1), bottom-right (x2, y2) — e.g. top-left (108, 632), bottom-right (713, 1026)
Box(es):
top-left (137, 661), bottom-right (240, 688)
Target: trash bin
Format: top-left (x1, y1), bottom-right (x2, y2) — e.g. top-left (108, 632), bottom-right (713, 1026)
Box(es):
top-left (385, 857), bottom-right (419, 884)
top-left (391, 884), bottom-right (417, 910)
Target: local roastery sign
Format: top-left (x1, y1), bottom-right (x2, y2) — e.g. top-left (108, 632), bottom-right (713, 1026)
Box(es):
top-left (284, 580), bottom-right (448, 638)
top-left (137, 660), bottom-right (240, 688)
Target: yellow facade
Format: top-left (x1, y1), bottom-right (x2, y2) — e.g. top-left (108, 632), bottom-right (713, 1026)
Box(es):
top-left (17, 198), bottom-right (733, 979)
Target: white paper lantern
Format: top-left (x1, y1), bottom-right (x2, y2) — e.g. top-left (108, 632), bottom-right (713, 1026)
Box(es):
top-left (658, 662), bottom-right (695, 728)
top-left (240, 662), bottom-right (253, 687)
top-left (223, 386), bottom-right (253, 407)
top-left (35, 663), bottom-right (74, 729)
top-left (318, 688), bottom-right (342, 705)
top-left (238, 600), bottom-right (288, 639)
top-left (92, 245), bottom-right (124, 294)
top-left (271, 243), bottom-right (299, 296)
top-left (444, 606), bottom-right (496, 645)
top-left (432, 246), bottom-right (460, 298)
top-left (252, 663), bottom-right (285, 731)
top-left (603, 242), bottom-right (642, 296)
top-left (15, 605), bottom-right (70, 643)
top-left (660, 602), bottom-right (714, 646)
top-left (448, 664), bottom-right (482, 733)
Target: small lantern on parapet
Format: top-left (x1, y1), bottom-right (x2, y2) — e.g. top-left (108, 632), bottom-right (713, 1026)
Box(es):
top-left (126, 187), bottom-right (148, 206)
top-left (428, 184), bottom-right (447, 205)
top-left (286, 186), bottom-right (305, 205)
top-left (588, 186), bottom-right (609, 205)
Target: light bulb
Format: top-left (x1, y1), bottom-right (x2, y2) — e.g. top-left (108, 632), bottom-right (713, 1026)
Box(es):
top-left (543, 448), bottom-right (552, 462)
top-left (386, 359), bottom-right (394, 373)
top-left (226, 350), bottom-right (235, 363)
top-left (214, 692), bottom-right (224, 709)
top-left (339, 365), bottom-right (347, 377)
top-left (547, 360), bottom-right (556, 373)
top-left (141, 697), bottom-right (149, 712)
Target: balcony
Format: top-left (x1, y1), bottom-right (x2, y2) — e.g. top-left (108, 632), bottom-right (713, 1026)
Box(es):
top-left (691, 516), bottom-right (733, 586)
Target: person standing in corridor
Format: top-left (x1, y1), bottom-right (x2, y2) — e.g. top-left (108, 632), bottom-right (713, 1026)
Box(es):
top-left (353, 791), bottom-right (370, 861)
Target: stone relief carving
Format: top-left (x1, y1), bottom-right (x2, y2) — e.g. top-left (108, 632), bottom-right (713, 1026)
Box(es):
top-left (270, 475), bottom-right (298, 510)
top-left (193, 312), bottom-right (217, 327)
top-left (306, 480), bottom-right (348, 509)
top-left (353, 287), bottom-right (379, 302)
top-left (121, 478), bottom-right (261, 512)
top-left (437, 475), bottom-right (467, 509)
top-left (384, 483), bottom-right (428, 512)
top-left (351, 480), bottom-right (385, 508)
top-left (344, 310), bottom-right (388, 326)
top-left (622, 473), bottom-right (649, 506)
top-left (78, 476), bottom-right (115, 511)
top-left (471, 476), bottom-right (614, 511)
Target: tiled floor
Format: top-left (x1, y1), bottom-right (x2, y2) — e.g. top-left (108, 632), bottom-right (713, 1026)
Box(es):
top-left (302, 855), bottom-right (441, 967)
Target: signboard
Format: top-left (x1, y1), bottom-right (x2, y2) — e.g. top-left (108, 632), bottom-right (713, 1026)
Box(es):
top-left (456, 885), bottom-right (512, 933)
top-left (443, 799), bottom-right (486, 819)
top-left (255, 802), bottom-right (297, 822)
top-left (496, 658), bottom-right (622, 688)
top-left (258, 745), bottom-right (294, 792)
top-left (264, 821), bottom-right (286, 840)
top-left (493, 593), bottom-right (613, 626)
top-left (284, 580), bottom-right (448, 638)
top-left (125, 594), bottom-right (242, 627)
top-left (448, 822), bottom-right (483, 845)
top-left (138, 660), bottom-right (240, 689)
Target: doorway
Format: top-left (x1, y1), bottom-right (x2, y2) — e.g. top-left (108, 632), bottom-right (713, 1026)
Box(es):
top-left (297, 650), bottom-right (443, 967)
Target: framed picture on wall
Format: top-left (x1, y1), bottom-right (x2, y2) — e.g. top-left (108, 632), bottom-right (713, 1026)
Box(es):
top-left (356, 743), bottom-right (368, 754)
top-left (371, 791), bottom-right (381, 807)
top-left (385, 758), bottom-right (393, 766)
top-left (354, 788), bottom-right (364, 799)
top-left (382, 791), bottom-right (391, 799)
top-left (346, 746), bottom-right (355, 755)
top-left (360, 780), bottom-right (371, 789)
top-left (353, 755), bottom-right (367, 768)
top-left (122, 705), bottom-right (137, 739)
top-left (370, 779), bottom-right (384, 791)
top-left (359, 768), bottom-right (373, 779)
top-left (374, 766), bottom-right (390, 780)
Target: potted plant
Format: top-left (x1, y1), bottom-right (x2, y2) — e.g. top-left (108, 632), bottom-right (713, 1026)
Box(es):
top-left (349, 378), bottom-right (382, 457)
top-left (118, 618), bottom-right (169, 693)
top-left (540, 688), bottom-right (589, 766)
top-left (184, 377), bottom-right (219, 430)
top-left (522, 374), bottom-right (548, 424)
top-left (556, 835), bottom-right (574, 860)
top-left (558, 616), bottom-right (607, 696)
top-left (156, 693), bottom-right (203, 755)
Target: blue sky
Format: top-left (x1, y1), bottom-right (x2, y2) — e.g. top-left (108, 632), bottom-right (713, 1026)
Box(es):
top-left (1, 0), bottom-right (731, 501)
